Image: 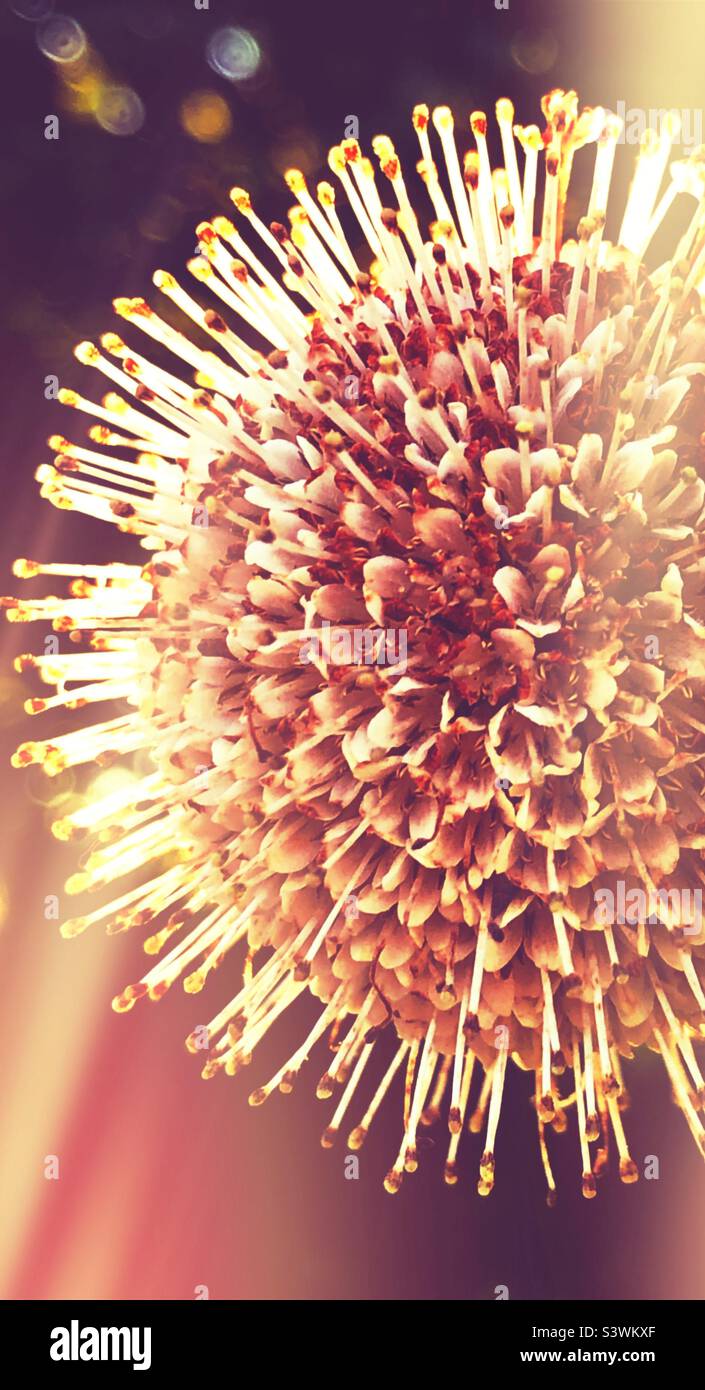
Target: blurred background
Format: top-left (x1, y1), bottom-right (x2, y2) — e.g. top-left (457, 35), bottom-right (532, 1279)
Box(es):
top-left (2, 0), bottom-right (705, 1301)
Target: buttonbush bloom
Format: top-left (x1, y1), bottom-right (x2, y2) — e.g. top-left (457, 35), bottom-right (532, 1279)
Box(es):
top-left (8, 91), bottom-right (705, 1197)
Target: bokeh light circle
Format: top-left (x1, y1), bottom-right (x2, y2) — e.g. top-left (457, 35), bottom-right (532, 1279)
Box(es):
top-left (180, 90), bottom-right (232, 144)
top-left (206, 26), bottom-right (261, 83)
top-left (510, 28), bottom-right (559, 76)
top-left (36, 13), bottom-right (86, 63)
top-left (96, 86), bottom-right (145, 136)
top-left (25, 761), bottom-right (76, 809)
top-left (270, 132), bottom-right (320, 178)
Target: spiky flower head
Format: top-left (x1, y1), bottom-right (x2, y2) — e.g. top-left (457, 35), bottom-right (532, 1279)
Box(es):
top-left (8, 91), bottom-right (705, 1199)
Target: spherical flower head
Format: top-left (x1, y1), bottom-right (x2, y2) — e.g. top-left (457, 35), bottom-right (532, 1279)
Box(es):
top-left (9, 89), bottom-right (705, 1199)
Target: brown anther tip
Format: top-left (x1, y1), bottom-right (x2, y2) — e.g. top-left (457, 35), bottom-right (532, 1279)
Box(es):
top-left (463, 164), bottom-right (479, 191)
top-left (555, 1111), bottom-right (572, 1142)
top-left (551, 1049), bottom-right (566, 1076)
top-left (432, 243), bottom-right (447, 265)
top-left (377, 354), bottom-right (398, 375)
top-left (436, 983), bottom-right (456, 1007)
top-left (619, 1157), bottom-right (639, 1184)
top-left (311, 382), bottom-right (332, 403)
top-left (561, 972), bottom-right (582, 992)
top-left (539, 1094), bottom-right (556, 1123)
top-left (270, 221), bottom-right (288, 244)
top-left (582, 1173), bottom-right (597, 1200)
top-left (444, 1161), bottom-right (458, 1186)
top-left (278, 1070), bottom-right (295, 1094)
top-left (355, 271), bottom-right (371, 292)
top-left (546, 1189), bottom-right (557, 1209)
top-left (323, 430), bottom-right (344, 449)
top-left (316, 1072), bottom-right (334, 1100)
top-left (448, 1106), bottom-right (462, 1135)
top-left (480, 1150), bottom-right (495, 1178)
top-left (204, 310), bottom-right (227, 333)
top-left (348, 1125), bottom-right (366, 1151)
top-left (380, 207), bottom-right (398, 231)
top-left (267, 349), bottom-right (288, 370)
top-left (321, 1126), bottom-right (336, 1149)
top-left (248, 1087), bottom-right (267, 1107)
top-left (293, 958), bottom-right (311, 981)
top-left (499, 203), bottom-right (515, 229)
top-left (417, 385), bottom-right (437, 409)
top-left (586, 1114), bottom-right (600, 1143)
top-left (384, 1168), bottom-right (403, 1194)
top-left (404, 1146), bottom-right (418, 1173)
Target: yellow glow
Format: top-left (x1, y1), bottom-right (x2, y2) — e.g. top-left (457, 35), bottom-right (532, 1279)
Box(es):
top-left (180, 91), bottom-right (232, 144)
top-left (86, 766), bottom-right (141, 802)
top-left (270, 135), bottom-right (320, 177)
top-left (62, 67), bottom-right (105, 115)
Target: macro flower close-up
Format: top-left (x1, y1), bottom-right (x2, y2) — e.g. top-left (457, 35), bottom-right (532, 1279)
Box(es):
top-left (8, 82), bottom-right (705, 1205)
top-left (6, 0), bottom-right (705, 1336)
